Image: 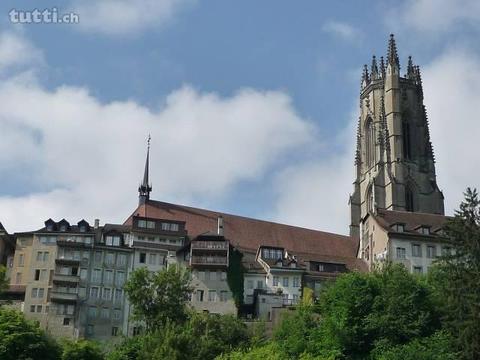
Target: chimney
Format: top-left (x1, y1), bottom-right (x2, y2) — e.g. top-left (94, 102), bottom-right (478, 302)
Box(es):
top-left (94, 219), bottom-right (100, 229)
top-left (217, 216), bottom-right (224, 236)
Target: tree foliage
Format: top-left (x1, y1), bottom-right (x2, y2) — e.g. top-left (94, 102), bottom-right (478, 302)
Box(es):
top-left (428, 187), bottom-right (480, 359)
top-left (124, 265), bottom-right (192, 331)
top-left (60, 339), bottom-right (104, 360)
top-left (0, 265), bottom-right (8, 296)
top-left (0, 308), bottom-right (60, 360)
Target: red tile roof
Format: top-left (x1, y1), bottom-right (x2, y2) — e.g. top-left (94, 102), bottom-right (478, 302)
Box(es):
top-left (125, 200), bottom-right (365, 271)
top-left (374, 209), bottom-right (451, 233)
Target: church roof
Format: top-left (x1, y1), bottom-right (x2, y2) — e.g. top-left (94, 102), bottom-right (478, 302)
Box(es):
top-left (374, 209), bottom-right (451, 234)
top-left (125, 200), bottom-right (366, 272)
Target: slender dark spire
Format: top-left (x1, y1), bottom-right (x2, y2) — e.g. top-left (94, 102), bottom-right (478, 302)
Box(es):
top-left (355, 117), bottom-right (361, 166)
top-left (387, 34), bottom-right (400, 68)
top-left (414, 65), bottom-right (423, 99)
top-left (371, 55), bottom-right (379, 80)
top-left (379, 56), bottom-right (386, 78)
top-left (361, 64), bottom-right (370, 88)
top-left (138, 135), bottom-right (152, 205)
top-left (406, 56), bottom-right (415, 79)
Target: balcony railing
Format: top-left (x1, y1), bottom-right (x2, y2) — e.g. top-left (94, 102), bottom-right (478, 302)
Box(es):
top-left (50, 291), bottom-right (78, 303)
top-left (191, 256), bottom-right (228, 266)
top-left (55, 257), bottom-right (81, 265)
top-left (191, 241), bottom-right (228, 250)
top-left (52, 274), bottom-right (80, 284)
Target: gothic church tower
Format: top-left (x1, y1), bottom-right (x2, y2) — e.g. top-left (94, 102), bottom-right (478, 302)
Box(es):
top-left (350, 35), bottom-right (444, 238)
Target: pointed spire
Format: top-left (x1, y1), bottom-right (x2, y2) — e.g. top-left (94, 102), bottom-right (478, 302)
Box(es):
top-left (422, 105), bottom-right (435, 162)
top-left (414, 65), bottom-right (423, 99)
top-left (406, 56), bottom-right (415, 79)
top-left (371, 55), bottom-right (379, 80)
top-left (387, 34), bottom-right (400, 69)
top-left (138, 135), bottom-right (152, 205)
top-left (379, 56), bottom-right (386, 78)
top-left (361, 64), bottom-right (370, 88)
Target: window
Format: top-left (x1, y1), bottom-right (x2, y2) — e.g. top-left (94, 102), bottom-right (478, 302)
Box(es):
top-left (196, 290), bottom-right (204, 302)
top-left (40, 269), bottom-right (47, 280)
top-left (103, 288), bottom-right (112, 301)
top-left (171, 223), bottom-right (179, 231)
top-left (427, 245), bottom-right (436, 258)
top-left (36, 251), bottom-right (43, 261)
top-left (116, 271), bottom-right (125, 287)
top-left (419, 226), bottom-right (431, 235)
top-left (282, 277), bottom-right (289, 287)
top-left (106, 236), bottom-right (121, 246)
top-left (257, 280), bottom-right (263, 289)
top-left (367, 185), bottom-right (374, 213)
top-left (293, 277), bottom-right (300, 288)
top-left (273, 276), bottom-right (279, 286)
top-left (220, 291), bottom-right (228, 302)
top-left (87, 325), bottom-right (94, 335)
top-left (208, 290), bottom-right (217, 302)
top-left (18, 254), bottom-right (25, 266)
top-left (117, 254), bottom-right (127, 267)
top-left (318, 263), bottom-right (325, 272)
top-left (31, 288), bottom-right (38, 298)
top-left (113, 309), bottom-right (121, 320)
top-left (105, 252), bottom-right (114, 265)
top-left (92, 269), bottom-right (102, 283)
top-left (90, 287), bottom-right (99, 298)
top-left (104, 270), bottom-right (113, 284)
top-left (38, 288), bottom-right (44, 298)
top-left (112, 327), bottom-right (119, 336)
top-left (149, 254), bottom-right (157, 265)
top-left (403, 120), bottom-right (411, 159)
top-left (161, 223), bottom-right (170, 231)
top-left (392, 224), bottom-right (405, 233)
top-left (80, 268), bottom-right (88, 280)
top-left (34, 269), bottom-right (40, 281)
top-left (94, 251), bottom-right (102, 263)
top-left (412, 244), bottom-right (422, 257)
top-left (63, 318), bottom-right (71, 326)
top-left (139, 253), bottom-right (146, 264)
top-left (413, 266), bottom-right (423, 274)
top-left (114, 289), bottom-right (123, 303)
top-left (36, 305), bottom-right (42, 313)
top-left (365, 118), bottom-right (375, 166)
top-left (405, 187), bottom-right (414, 212)
top-left (88, 306), bottom-right (97, 318)
top-left (101, 307), bottom-right (109, 319)
top-left (30, 305), bottom-right (35, 312)
top-left (396, 247), bottom-right (406, 259)
top-left (247, 280), bottom-right (253, 289)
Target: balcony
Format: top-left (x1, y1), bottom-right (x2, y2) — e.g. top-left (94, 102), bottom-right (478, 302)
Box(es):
top-left (191, 255), bottom-right (228, 267)
top-left (55, 257), bottom-right (80, 266)
top-left (52, 274), bottom-right (80, 284)
top-left (50, 291), bottom-right (78, 303)
top-left (191, 241), bottom-right (228, 251)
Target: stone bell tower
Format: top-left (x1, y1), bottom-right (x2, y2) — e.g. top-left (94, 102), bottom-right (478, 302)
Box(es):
top-left (349, 34), bottom-right (444, 238)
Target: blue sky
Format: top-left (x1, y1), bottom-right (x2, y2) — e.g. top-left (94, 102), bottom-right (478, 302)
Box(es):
top-left (0, 0), bottom-right (479, 233)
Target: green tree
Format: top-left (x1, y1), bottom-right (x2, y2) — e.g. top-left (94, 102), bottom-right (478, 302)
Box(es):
top-left (106, 335), bottom-right (148, 360)
top-left (0, 308), bottom-right (60, 360)
top-left (60, 339), bottom-right (104, 360)
top-left (429, 188), bottom-right (480, 359)
top-left (124, 265), bottom-right (192, 331)
top-left (0, 265), bottom-right (8, 296)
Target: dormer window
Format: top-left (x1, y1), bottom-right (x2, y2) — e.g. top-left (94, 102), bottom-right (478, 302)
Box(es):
top-left (46, 224), bottom-right (53, 231)
top-left (60, 225), bottom-right (67, 232)
top-left (419, 226), bottom-right (431, 235)
top-left (106, 235), bottom-right (121, 246)
top-left (391, 223), bottom-right (405, 233)
top-left (261, 248), bottom-right (283, 260)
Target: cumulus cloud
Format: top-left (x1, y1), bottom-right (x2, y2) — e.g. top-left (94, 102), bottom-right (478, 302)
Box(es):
top-left (322, 20), bottom-right (362, 42)
top-left (0, 31), bottom-right (43, 73)
top-left (70, 0), bottom-right (195, 35)
top-left (423, 48), bottom-right (480, 212)
top-left (390, 0), bottom-right (480, 34)
top-left (0, 32), bottom-right (314, 232)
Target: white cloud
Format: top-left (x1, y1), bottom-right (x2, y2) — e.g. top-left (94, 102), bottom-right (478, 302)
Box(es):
top-left (322, 20), bottom-right (362, 42)
top-left (0, 33), bottom-right (313, 231)
top-left (391, 0), bottom-right (480, 34)
top-left (70, 0), bottom-right (195, 35)
top-left (423, 48), bottom-right (480, 213)
top-left (0, 31), bottom-right (43, 73)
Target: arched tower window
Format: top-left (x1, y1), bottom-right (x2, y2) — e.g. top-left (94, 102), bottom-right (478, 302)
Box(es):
top-left (367, 185), bottom-right (374, 213)
top-left (405, 186), bottom-right (414, 212)
top-left (365, 118), bottom-right (375, 167)
top-left (402, 120), bottom-right (411, 159)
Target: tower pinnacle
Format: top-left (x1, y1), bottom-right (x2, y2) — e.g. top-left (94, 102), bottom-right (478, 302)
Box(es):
top-left (138, 135), bottom-right (152, 205)
top-left (387, 34), bottom-right (400, 68)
